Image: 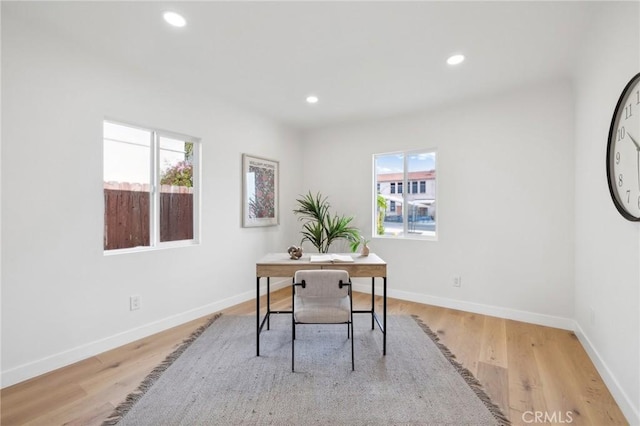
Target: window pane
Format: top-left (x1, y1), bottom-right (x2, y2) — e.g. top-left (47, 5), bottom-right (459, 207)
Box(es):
top-left (103, 121), bottom-right (199, 252)
top-left (374, 153), bottom-right (404, 237)
top-left (407, 152), bottom-right (436, 236)
top-left (374, 150), bottom-right (436, 239)
top-left (159, 136), bottom-right (194, 242)
top-left (103, 122), bottom-right (152, 249)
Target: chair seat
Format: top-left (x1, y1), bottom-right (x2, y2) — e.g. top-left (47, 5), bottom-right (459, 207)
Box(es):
top-left (292, 269), bottom-right (354, 371)
top-left (294, 295), bottom-right (351, 323)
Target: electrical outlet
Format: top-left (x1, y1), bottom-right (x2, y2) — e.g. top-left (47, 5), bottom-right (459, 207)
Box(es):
top-left (130, 295), bottom-right (141, 311)
top-left (453, 276), bottom-right (462, 287)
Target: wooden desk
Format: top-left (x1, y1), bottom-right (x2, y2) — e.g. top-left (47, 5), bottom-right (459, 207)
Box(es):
top-left (256, 253), bottom-right (387, 357)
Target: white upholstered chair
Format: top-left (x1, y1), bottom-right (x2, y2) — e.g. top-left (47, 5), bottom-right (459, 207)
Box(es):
top-left (292, 269), bottom-right (354, 371)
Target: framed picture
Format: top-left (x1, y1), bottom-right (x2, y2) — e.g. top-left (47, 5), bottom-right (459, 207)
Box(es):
top-left (242, 154), bottom-right (279, 227)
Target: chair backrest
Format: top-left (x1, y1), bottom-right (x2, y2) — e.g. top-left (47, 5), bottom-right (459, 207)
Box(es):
top-left (294, 270), bottom-right (350, 298)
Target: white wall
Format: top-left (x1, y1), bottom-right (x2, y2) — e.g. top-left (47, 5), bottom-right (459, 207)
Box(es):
top-left (1, 13), bottom-right (302, 386)
top-left (573, 2), bottom-right (640, 423)
top-left (301, 79), bottom-right (575, 327)
top-left (2, 4), bottom-right (638, 422)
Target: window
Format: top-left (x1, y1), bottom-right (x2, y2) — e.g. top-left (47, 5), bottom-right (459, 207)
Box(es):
top-left (103, 120), bottom-right (200, 252)
top-left (374, 150), bottom-right (436, 239)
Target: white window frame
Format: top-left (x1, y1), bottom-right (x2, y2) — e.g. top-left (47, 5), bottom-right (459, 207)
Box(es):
top-left (103, 119), bottom-right (201, 255)
top-left (373, 148), bottom-right (437, 241)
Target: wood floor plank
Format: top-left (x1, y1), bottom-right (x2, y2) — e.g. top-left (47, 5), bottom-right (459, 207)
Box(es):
top-left (0, 289), bottom-right (628, 426)
top-left (1, 381), bottom-right (87, 426)
top-left (477, 361), bottom-right (510, 418)
top-left (530, 327), bottom-right (587, 425)
top-left (1, 356), bottom-right (102, 406)
top-left (479, 315), bottom-right (508, 369)
top-left (454, 311), bottom-right (485, 376)
top-left (23, 396), bottom-right (114, 426)
top-left (429, 308), bottom-right (482, 375)
top-left (533, 327), bottom-right (627, 425)
top-left (505, 319), bottom-right (549, 423)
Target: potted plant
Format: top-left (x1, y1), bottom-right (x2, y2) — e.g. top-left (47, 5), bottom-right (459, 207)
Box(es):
top-left (350, 236), bottom-right (370, 256)
top-left (293, 191), bottom-right (362, 253)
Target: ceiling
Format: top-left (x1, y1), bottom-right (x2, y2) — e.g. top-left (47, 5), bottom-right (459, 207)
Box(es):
top-left (4, 1), bottom-right (600, 130)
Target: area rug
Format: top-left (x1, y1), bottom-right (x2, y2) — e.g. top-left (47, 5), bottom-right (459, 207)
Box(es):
top-left (104, 314), bottom-right (510, 425)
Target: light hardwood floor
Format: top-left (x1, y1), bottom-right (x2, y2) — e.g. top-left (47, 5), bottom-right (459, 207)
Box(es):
top-left (1, 289), bottom-right (628, 425)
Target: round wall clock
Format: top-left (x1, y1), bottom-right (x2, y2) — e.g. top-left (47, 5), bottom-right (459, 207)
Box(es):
top-left (607, 72), bottom-right (640, 221)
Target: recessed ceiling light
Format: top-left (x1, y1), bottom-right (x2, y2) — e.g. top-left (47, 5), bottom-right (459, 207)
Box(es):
top-left (306, 95), bottom-right (319, 104)
top-left (446, 54), bottom-right (465, 65)
top-left (163, 11), bottom-right (186, 28)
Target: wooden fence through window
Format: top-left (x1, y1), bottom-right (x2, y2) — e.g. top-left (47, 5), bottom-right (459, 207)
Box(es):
top-left (104, 183), bottom-right (193, 250)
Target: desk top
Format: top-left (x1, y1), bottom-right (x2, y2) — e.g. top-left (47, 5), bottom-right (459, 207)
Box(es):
top-left (256, 253), bottom-right (386, 277)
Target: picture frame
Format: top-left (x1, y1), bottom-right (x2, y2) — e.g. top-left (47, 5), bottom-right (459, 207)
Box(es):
top-left (242, 154), bottom-right (279, 227)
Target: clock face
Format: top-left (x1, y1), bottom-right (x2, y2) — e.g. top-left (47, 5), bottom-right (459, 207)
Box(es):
top-left (607, 73), bottom-right (640, 221)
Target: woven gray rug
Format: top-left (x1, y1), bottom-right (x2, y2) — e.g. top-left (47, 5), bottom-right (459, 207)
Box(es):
top-left (105, 314), bottom-right (509, 425)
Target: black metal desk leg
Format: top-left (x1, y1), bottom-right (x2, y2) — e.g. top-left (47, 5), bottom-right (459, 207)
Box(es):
top-left (256, 276), bottom-right (261, 356)
top-left (383, 276), bottom-right (387, 355)
top-left (371, 277), bottom-right (375, 330)
top-left (267, 277), bottom-right (271, 330)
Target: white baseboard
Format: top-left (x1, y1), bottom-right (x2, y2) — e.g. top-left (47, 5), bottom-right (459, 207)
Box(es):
top-left (573, 322), bottom-right (639, 425)
top-left (351, 282), bottom-right (575, 330)
top-left (351, 282), bottom-right (638, 425)
top-left (0, 292), bottom-right (240, 388)
top-left (3, 280), bottom-right (637, 426)
top-left (1, 279), bottom-right (294, 388)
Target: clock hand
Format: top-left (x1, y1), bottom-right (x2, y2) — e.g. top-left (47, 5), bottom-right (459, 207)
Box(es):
top-left (628, 132), bottom-right (640, 189)
top-left (628, 132), bottom-right (640, 151)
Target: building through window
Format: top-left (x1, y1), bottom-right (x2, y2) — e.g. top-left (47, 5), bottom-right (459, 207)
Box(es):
top-left (374, 150), bottom-right (436, 239)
